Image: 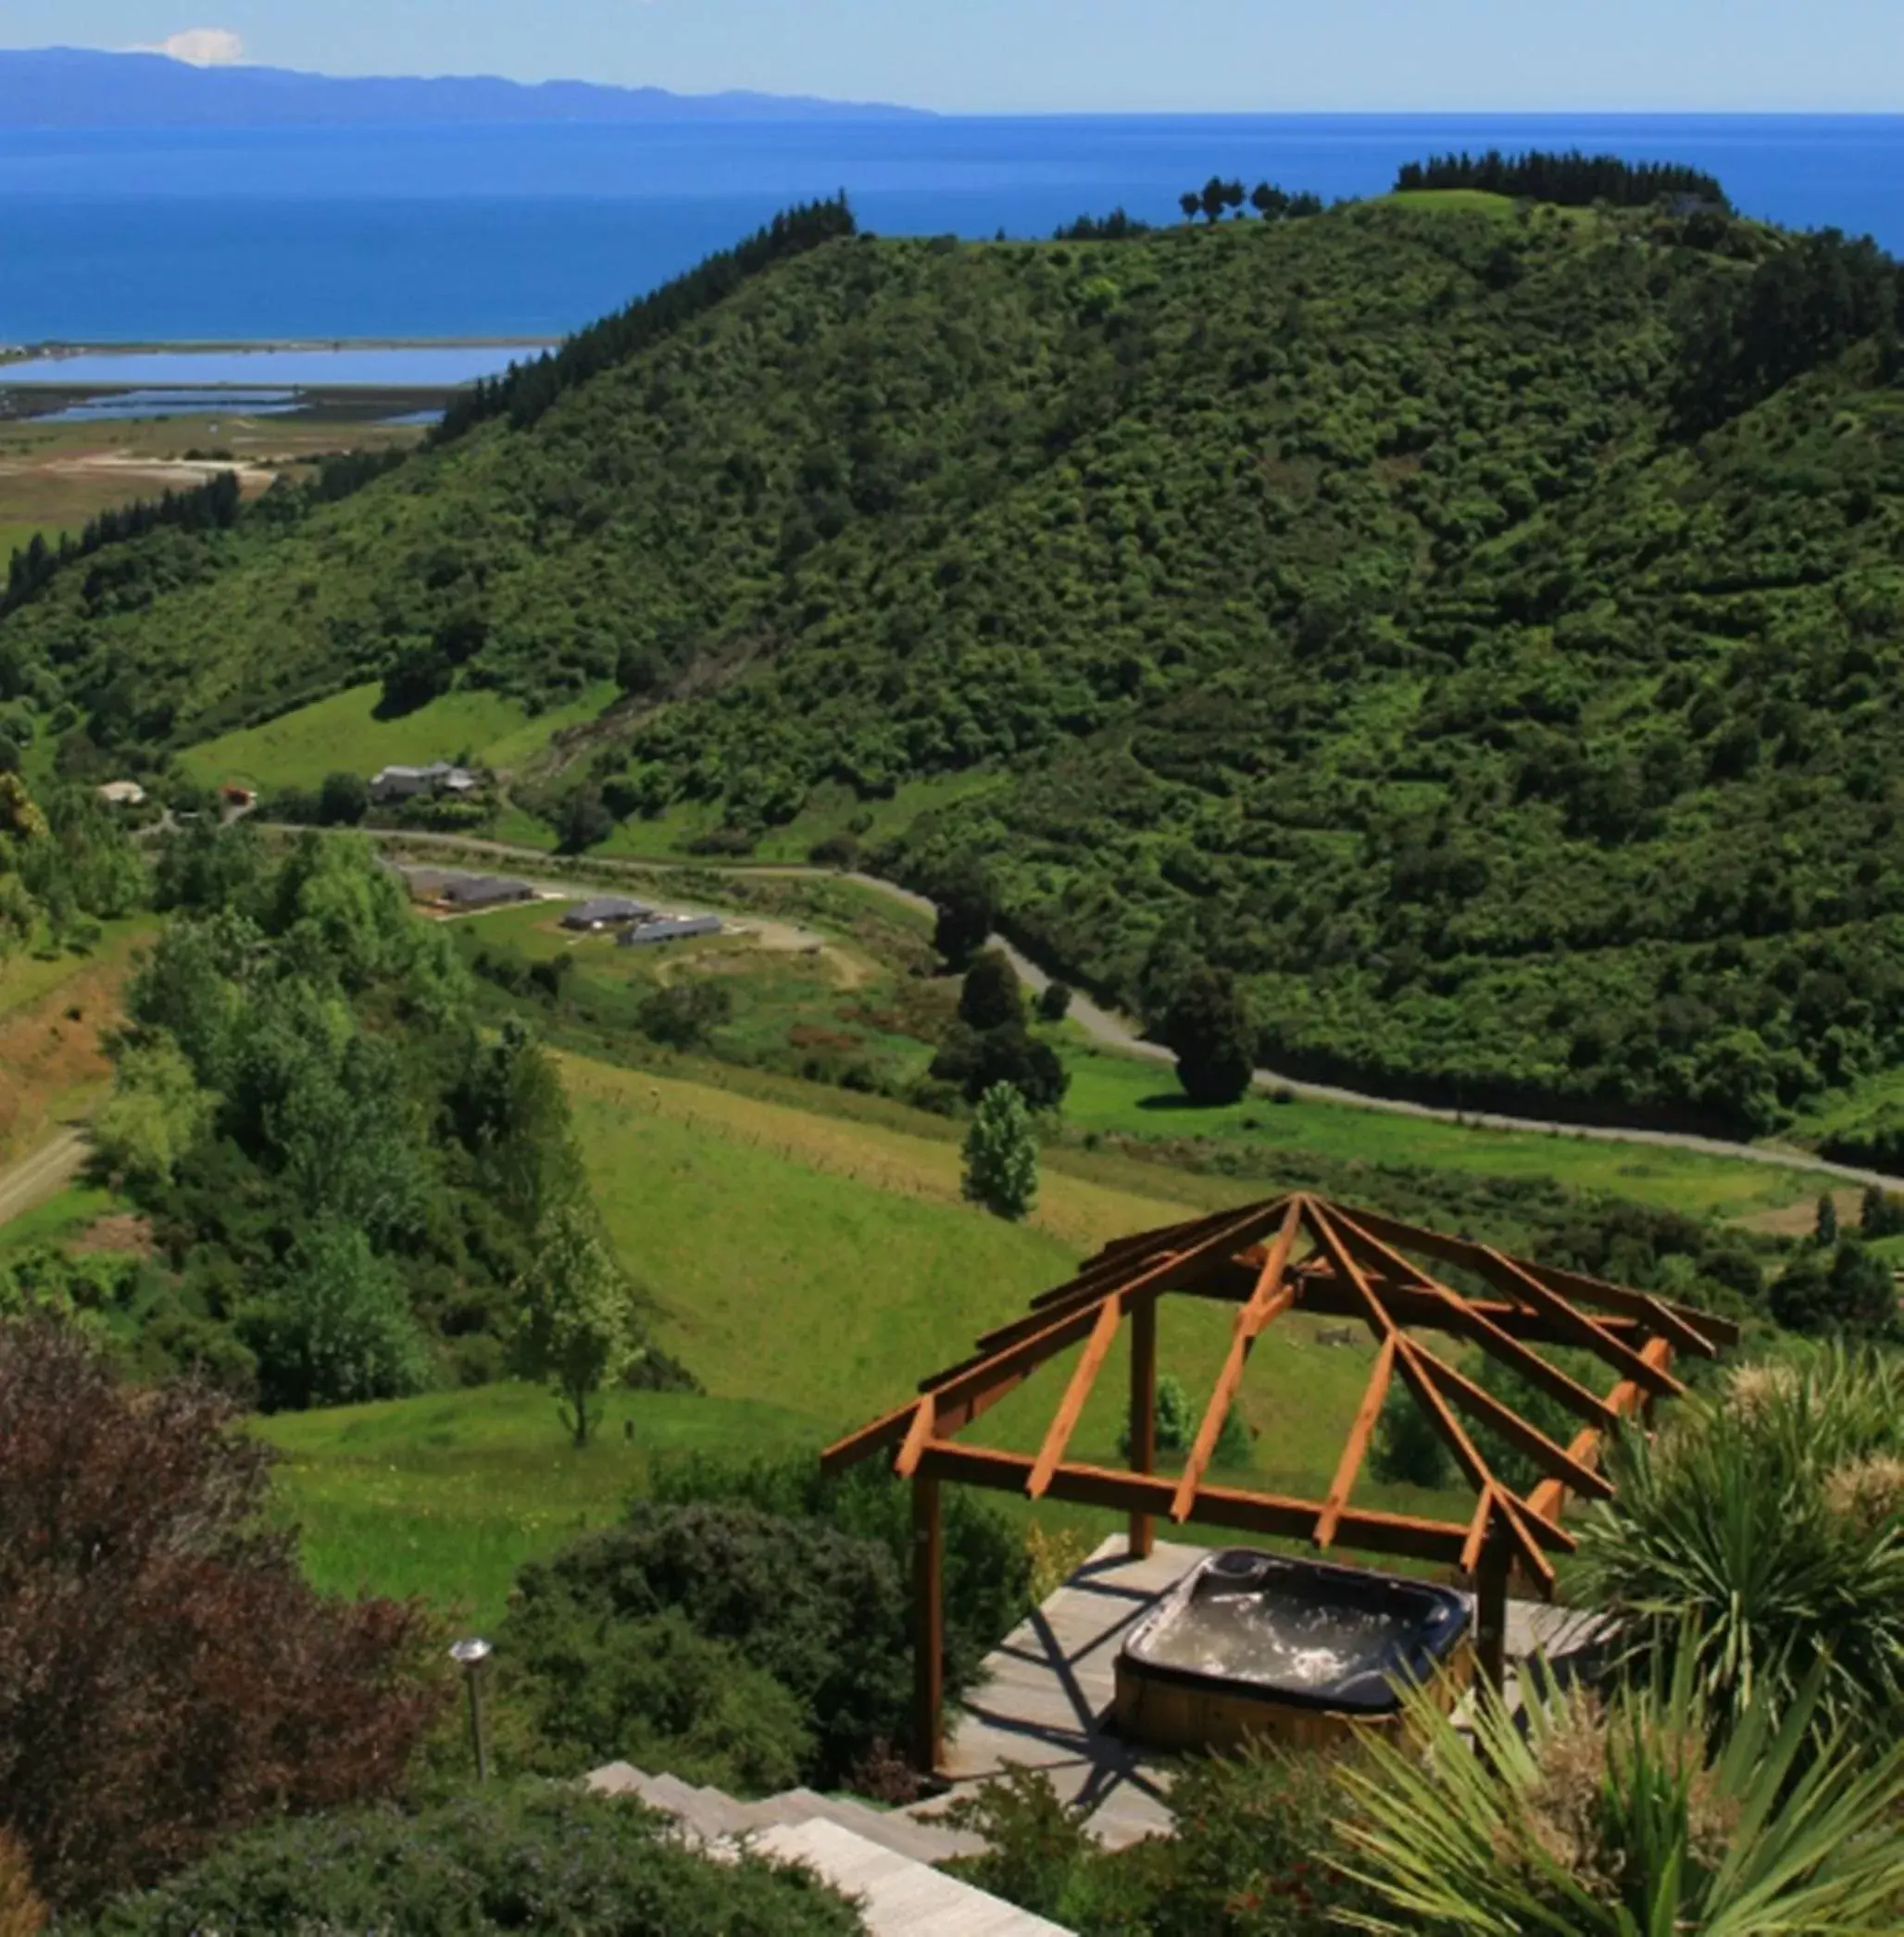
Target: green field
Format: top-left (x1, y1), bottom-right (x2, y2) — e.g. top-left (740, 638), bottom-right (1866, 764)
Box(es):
top-left (177, 680), bottom-right (617, 793)
top-left (259, 1381), bottom-right (823, 1629)
top-left (261, 1041), bottom-right (1483, 1624)
top-left (1056, 1040), bottom-right (1827, 1221)
top-left (0, 916), bottom-right (155, 1024)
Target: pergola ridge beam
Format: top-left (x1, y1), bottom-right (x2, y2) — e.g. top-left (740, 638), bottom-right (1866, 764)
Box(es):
top-left (1170, 1197), bottom-right (1306, 1521)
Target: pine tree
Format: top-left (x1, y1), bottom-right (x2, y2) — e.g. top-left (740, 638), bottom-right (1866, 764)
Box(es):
top-left (962, 1081), bottom-right (1038, 1220)
top-left (1816, 1192), bottom-right (1840, 1247)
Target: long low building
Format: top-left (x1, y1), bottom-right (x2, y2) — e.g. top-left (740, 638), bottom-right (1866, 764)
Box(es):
top-left (618, 914), bottom-right (724, 948)
top-left (440, 874), bottom-right (535, 910)
top-left (562, 895), bottom-right (654, 931)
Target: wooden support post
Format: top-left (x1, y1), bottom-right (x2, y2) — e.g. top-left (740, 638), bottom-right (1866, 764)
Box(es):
top-left (1474, 1531), bottom-right (1511, 1707)
top-left (912, 1473), bottom-right (944, 1776)
top-left (1128, 1293), bottom-right (1157, 1559)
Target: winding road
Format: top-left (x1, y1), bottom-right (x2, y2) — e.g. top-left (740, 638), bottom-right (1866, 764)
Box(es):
top-left (272, 824), bottom-right (1904, 1194)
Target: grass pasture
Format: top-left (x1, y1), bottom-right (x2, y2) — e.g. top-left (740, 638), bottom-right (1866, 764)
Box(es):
top-left (1056, 1040), bottom-right (1826, 1223)
top-left (177, 680), bottom-right (617, 794)
top-left (259, 1382), bottom-right (823, 1629)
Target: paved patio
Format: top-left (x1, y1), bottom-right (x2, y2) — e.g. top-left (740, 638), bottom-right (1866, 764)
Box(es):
top-left (908, 1534), bottom-right (1613, 1849)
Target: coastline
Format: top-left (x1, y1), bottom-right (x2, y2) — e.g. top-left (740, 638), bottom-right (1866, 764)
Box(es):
top-left (2, 336), bottom-right (559, 362)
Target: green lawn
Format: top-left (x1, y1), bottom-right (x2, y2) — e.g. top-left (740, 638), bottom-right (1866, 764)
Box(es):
top-left (260, 1382), bottom-right (822, 1630)
top-left (176, 681), bottom-right (617, 794)
top-left (1056, 1039), bottom-right (1825, 1221)
top-left (0, 917), bottom-right (156, 1024)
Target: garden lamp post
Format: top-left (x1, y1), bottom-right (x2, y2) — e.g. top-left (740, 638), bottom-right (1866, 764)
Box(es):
top-left (450, 1637), bottom-right (493, 1782)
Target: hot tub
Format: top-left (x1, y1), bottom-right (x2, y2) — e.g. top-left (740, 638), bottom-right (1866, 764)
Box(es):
top-left (1114, 1548), bottom-right (1472, 1753)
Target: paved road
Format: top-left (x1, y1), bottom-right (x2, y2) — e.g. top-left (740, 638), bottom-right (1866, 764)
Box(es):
top-left (268, 824), bottom-right (1904, 1193)
top-left (0, 1129), bottom-right (89, 1231)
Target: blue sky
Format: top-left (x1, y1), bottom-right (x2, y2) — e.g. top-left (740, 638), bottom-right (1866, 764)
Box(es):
top-left (8, 2), bottom-right (1904, 112)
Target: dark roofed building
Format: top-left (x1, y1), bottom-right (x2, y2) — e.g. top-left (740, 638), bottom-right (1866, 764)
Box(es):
top-left (619, 914), bottom-right (724, 948)
top-left (441, 874), bottom-right (535, 910)
top-left (561, 895), bottom-right (655, 931)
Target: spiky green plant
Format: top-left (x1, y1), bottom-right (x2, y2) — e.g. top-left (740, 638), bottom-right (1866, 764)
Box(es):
top-left (1336, 1638), bottom-right (1904, 1934)
top-left (1573, 1346), bottom-right (1904, 1751)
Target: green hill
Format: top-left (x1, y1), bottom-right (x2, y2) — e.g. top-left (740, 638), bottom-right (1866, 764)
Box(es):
top-left (5, 190), bottom-right (1902, 1138)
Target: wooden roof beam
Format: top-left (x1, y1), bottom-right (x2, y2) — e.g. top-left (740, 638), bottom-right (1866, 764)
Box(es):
top-left (1339, 1203), bottom-right (1737, 1352)
top-left (1326, 1208), bottom-right (1635, 1424)
top-left (913, 1442), bottom-right (1475, 1567)
top-left (1171, 1198), bottom-right (1305, 1522)
top-left (1315, 1335), bottom-right (1397, 1551)
top-left (1528, 1335), bottom-right (1675, 1525)
top-left (1025, 1294), bottom-right (1126, 1498)
top-left (1475, 1244), bottom-right (1685, 1399)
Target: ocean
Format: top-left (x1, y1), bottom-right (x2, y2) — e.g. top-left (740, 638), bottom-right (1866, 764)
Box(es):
top-left (2, 114), bottom-right (1900, 344)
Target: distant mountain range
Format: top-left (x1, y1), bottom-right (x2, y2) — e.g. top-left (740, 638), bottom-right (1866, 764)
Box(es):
top-left (0, 48), bottom-right (930, 128)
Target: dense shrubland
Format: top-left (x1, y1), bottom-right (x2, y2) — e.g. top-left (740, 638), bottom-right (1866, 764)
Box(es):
top-left (6, 181), bottom-right (1904, 1130)
top-left (65, 823), bottom-right (671, 1409)
top-left (88, 1789), bottom-right (862, 1936)
top-left (464, 1454), bottom-right (1028, 1796)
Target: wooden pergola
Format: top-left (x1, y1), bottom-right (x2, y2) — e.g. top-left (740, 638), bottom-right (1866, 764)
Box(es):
top-left (822, 1192), bottom-right (1736, 1772)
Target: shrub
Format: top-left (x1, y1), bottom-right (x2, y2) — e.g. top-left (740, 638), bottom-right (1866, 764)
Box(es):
top-left (1768, 1238), bottom-right (1899, 1339)
top-left (0, 1320), bottom-right (445, 1912)
top-left (646, 1454), bottom-right (1031, 1703)
top-left (89, 1787), bottom-right (863, 1937)
top-left (964, 1080), bottom-right (1039, 1218)
top-left (946, 1744), bottom-right (1381, 1936)
top-left (636, 981), bottom-right (733, 1049)
top-left (489, 1606), bottom-right (812, 1793)
top-left (1119, 1371), bottom-right (1250, 1468)
top-left (1036, 980), bottom-right (1073, 1023)
top-left (0, 1832), bottom-right (44, 1937)
top-left (931, 1019), bottom-right (1069, 1109)
top-left (958, 949), bottom-right (1023, 1031)
top-left (318, 769), bottom-right (370, 825)
top-left (1338, 1631), bottom-right (1904, 1934)
top-left (503, 1501), bottom-right (911, 1787)
top-left (932, 868), bottom-right (995, 969)
top-left (1574, 1347), bottom-right (1904, 1754)
top-left (1165, 967), bottom-right (1257, 1106)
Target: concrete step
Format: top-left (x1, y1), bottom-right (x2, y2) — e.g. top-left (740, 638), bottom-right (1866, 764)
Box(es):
top-left (754, 1816), bottom-right (1072, 1937)
top-left (773, 1792), bottom-right (983, 1866)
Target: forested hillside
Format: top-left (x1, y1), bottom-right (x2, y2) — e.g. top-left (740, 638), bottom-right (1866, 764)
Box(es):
top-left (4, 187), bottom-right (1903, 1133)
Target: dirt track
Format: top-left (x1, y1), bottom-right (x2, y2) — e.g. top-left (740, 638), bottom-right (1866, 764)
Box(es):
top-left (0, 1128), bottom-right (88, 1231)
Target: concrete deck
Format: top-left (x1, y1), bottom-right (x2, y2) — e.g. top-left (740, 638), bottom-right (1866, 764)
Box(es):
top-left (910, 1534), bottom-right (1612, 1850)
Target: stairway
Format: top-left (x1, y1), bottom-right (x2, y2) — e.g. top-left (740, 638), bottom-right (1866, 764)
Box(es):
top-left (586, 1762), bottom-right (1069, 1935)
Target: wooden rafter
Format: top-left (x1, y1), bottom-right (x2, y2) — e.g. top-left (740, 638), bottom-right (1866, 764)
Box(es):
top-left (1171, 1197), bottom-right (1306, 1520)
top-left (825, 1193), bottom-right (1725, 1596)
top-left (822, 1191), bottom-right (1735, 1776)
top-left (1316, 1334), bottom-right (1397, 1550)
top-left (1027, 1295), bottom-right (1126, 1498)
